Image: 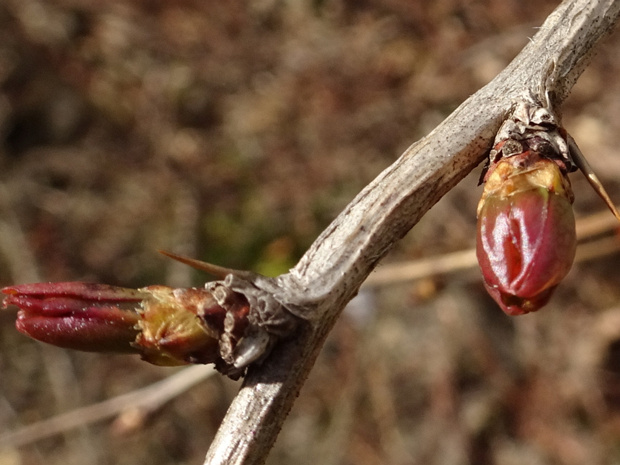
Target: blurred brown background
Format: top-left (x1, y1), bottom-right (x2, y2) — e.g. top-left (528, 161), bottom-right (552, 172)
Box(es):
top-left (1, 1), bottom-right (620, 464)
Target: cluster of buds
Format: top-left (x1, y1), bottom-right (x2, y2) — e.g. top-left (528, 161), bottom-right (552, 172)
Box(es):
top-left (477, 101), bottom-right (620, 315)
top-left (2, 252), bottom-right (296, 378)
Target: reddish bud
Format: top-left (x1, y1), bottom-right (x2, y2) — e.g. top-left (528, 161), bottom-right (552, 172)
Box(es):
top-left (2, 281), bottom-right (251, 369)
top-left (476, 154), bottom-right (576, 315)
top-left (3, 282), bottom-right (145, 353)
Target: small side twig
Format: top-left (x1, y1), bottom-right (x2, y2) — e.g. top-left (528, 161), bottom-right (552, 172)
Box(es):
top-left (0, 365), bottom-right (215, 448)
top-left (364, 208), bottom-right (620, 287)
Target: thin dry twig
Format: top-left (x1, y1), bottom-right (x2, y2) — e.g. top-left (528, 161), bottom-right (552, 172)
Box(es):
top-left (0, 365), bottom-right (215, 448)
top-left (364, 208), bottom-right (620, 287)
top-left (365, 249), bottom-right (478, 288)
top-left (363, 234), bottom-right (620, 288)
top-left (204, 1), bottom-right (620, 464)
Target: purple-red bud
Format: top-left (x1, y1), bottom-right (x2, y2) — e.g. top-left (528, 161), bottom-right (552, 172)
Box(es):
top-left (3, 282), bottom-right (145, 353)
top-left (476, 153), bottom-right (576, 315)
top-left (2, 281), bottom-right (251, 368)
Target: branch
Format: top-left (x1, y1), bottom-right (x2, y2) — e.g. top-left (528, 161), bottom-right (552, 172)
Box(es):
top-left (204, 1), bottom-right (620, 463)
top-left (0, 365), bottom-right (215, 448)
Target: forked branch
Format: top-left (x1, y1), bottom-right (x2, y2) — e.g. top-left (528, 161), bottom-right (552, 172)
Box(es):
top-left (205, 1), bottom-right (620, 464)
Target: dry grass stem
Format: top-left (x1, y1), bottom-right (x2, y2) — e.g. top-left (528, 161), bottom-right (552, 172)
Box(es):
top-left (0, 365), bottom-right (215, 448)
top-left (365, 208), bottom-right (620, 287)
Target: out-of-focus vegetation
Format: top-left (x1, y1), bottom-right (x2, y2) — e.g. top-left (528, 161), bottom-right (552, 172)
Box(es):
top-left (1, 1), bottom-right (620, 464)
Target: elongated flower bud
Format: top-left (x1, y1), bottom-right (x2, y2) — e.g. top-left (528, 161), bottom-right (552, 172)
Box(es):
top-left (2, 281), bottom-right (252, 375)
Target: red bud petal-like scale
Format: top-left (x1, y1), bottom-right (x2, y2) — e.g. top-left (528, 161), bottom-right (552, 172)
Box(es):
top-left (15, 308), bottom-right (141, 353)
top-left (3, 283), bottom-right (144, 352)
